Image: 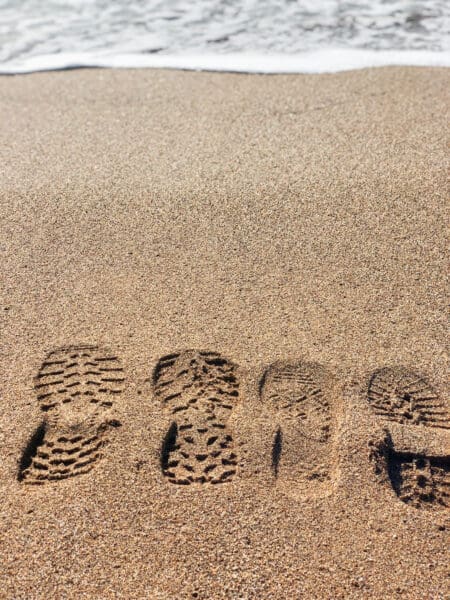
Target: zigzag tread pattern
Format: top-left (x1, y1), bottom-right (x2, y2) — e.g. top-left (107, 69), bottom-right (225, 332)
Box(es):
top-left (20, 345), bottom-right (124, 484)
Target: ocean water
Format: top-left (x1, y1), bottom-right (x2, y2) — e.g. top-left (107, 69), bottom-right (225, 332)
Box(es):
top-left (1, 0), bottom-right (449, 74)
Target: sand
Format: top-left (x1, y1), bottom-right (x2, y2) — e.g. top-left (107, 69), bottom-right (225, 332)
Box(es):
top-left (0, 66), bottom-right (448, 599)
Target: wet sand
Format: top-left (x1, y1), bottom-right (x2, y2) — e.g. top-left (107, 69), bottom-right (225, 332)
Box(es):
top-left (0, 66), bottom-right (448, 599)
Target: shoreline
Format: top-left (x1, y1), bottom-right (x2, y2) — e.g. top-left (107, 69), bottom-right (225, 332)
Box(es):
top-left (2, 48), bottom-right (450, 75)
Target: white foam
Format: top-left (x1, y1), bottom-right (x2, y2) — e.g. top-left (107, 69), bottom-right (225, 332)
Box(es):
top-left (1, 0), bottom-right (449, 74)
top-left (1, 49), bottom-right (449, 75)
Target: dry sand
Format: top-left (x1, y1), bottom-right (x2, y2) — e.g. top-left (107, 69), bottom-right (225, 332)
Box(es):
top-left (0, 66), bottom-right (449, 599)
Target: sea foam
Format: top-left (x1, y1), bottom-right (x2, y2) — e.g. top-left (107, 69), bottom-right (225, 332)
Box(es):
top-left (1, 49), bottom-right (449, 75)
top-left (1, 0), bottom-right (449, 74)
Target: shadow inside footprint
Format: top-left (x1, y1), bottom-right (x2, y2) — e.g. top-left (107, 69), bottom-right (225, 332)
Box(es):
top-left (272, 426), bottom-right (283, 478)
top-left (161, 421), bottom-right (178, 474)
top-left (18, 421), bottom-right (46, 481)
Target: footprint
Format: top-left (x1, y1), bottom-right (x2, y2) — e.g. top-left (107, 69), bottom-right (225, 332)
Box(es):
top-left (370, 434), bottom-right (450, 512)
top-left (153, 350), bottom-right (239, 485)
top-left (19, 345), bottom-right (124, 484)
top-left (367, 367), bottom-right (449, 429)
top-left (367, 367), bottom-right (449, 511)
top-left (260, 361), bottom-right (339, 496)
top-left (388, 452), bottom-right (449, 510)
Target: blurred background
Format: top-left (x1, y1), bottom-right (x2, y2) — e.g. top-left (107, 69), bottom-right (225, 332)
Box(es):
top-left (1, 1), bottom-right (449, 72)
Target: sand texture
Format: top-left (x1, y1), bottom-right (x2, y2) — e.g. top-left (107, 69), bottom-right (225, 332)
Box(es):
top-left (0, 66), bottom-right (449, 599)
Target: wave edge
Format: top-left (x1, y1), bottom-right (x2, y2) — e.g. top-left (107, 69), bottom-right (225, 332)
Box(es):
top-left (1, 49), bottom-right (449, 75)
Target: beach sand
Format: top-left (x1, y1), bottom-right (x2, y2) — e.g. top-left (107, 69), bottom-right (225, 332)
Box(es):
top-left (0, 66), bottom-right (448, 599)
